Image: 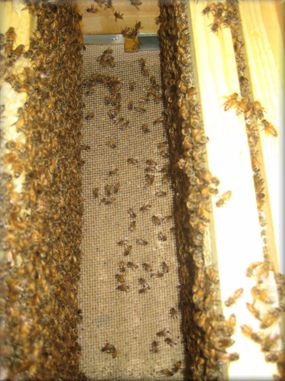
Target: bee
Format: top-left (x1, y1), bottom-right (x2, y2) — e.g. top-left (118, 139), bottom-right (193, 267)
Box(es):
top-left (86, 5), bottom-right (98, 13)
top-left (127, 101), bottom-right (133, 110)
top-left (117, 284), bottom-right (129, 292)
top-left (130, 0), bottom-right (142, 9)
top-left (117, 239), bottom-right (129, 246)
top-left (156, 328), bottom-right (170, 337)
top-left (127, 208), bottom-right (136, 219)
top-left (246, 302), bottom-right (260, 320)
top-left (138, 278), bottom-right (150, 293)
top-left (251, 286), bottom-right (273, 304)
top-left (85, 111), bottom-right (95, 120)
top-left (106, 139), bottom-right (117, 149)
top-left (118, 261), bottom-right (126, 272)
top-left (129, 81), bottom-right (136, 91)
top-left (265, 351), bottom-right (284, 363)
top-left (126, 261), bottom-right (138, 270)
top-left (161, 262), bottom-right (169, 274)
top-left (160, 368), bottom-right (174, 377)
top-left (250, 100), bottom-right (265, 120)
top-left (113, 182), bottom-right (120, 194)
top-left (142, 263), bottom-right (152, 272)
top-left (139, 202), bottom-right (152, 211)
top-left (141, 123), bottom-right (150, 133)
top-left (152, 215), bottom-right (163, 226)
top-left (134, 105), bottom-right (146, 113)
top-left (158, 232), bottom-right (167, 242)
top-left (226, 313), bottom-right (236, 329)
top-left (216, 190), bottom-right (232, 207)
top-left (172, 361), bottom-right (182, 373)
top-left (81, 144), bottom-right (91, 151)
top-left (128, 220), bottom-right (136, 232)
top-left (155, 190), bottom-right (167, 197)
top-left (150, 340), bottom-right (159, 353)
top-left (246, 261), bottom-right (263, 277)
top-left (170, 307), bottom-right (178, 319)
top-left (260, 308), bottom-right (282, 329)
top-left (104, 184), bottom-right (113, 196)
top-left (92, 187), bottom-right (99, 198)
top-left (136, 239), bottom-right (148, 246)
top-left (108, 167), bottom-right (118, 176)
top-left (261, 119), bottom-right (278, 137)
top-left (261, 334), bottom-right (281, 352)
top-left (205, 266), bottom-right (219, 284)
top-left (153, 116), bottom-right (164, 125)
top-left (223, 92), bottom-right (239, 111)
top-left (123, 245), bottom-right (132, 256)
top-left (101, 343), bottom-right (117, 358)
top-left (165, 337), bottom-right (176, 347)
top-left (114, 11), bottom-right (124, 21)
top-left (224, 288), bottom-right (243, 307)
top-left (127, 157), bottom-right (138, 165)
top-left (100, 197), bottom-right (115, 205)
top-left (115, 273), bottom-right (126, 283)
top-left (145, 174), bottom-right (155, 186)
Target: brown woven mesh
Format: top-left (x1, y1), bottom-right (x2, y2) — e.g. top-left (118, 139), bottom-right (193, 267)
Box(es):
top-left (78, 44), bottom-right (184, 380)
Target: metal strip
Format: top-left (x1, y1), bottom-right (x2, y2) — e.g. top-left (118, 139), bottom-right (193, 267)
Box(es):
top-left (83, 33), bottom-right (160, 51)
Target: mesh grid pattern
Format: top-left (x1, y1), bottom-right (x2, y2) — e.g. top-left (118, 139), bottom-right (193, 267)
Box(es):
top-left (78, 45), bottom-right (184, 380)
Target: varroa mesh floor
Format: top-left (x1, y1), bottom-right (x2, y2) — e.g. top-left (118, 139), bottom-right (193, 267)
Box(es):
top-left (78, 45), bottom-right (184, 380)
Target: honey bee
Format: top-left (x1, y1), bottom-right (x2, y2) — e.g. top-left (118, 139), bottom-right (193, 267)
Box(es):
top-left (246, 302), bottom-right (260, 320)
top-left (117, 239), bottom-right (129, 246)
top-left (136, 238), bottom-right (148, 246)
top-left (172, 361), bottom-right (182, 374)
top-left (115, 273), bottom-right (126, 283)
top-left (216, 190), bottom-right (232, 208)
top-left (251, 286), bottom-right (273, 304)
top-left (86, 5), bottom-right (98, 13)
top-left (108, 167), bottom-right (118, 176)
top-left (170, 307), bottom-right (178, 319)
top-left (155, 190), bottom-right (167, 197)
top-left (153, 116), bottom-right (164, 125)
top-left (118, 261), bottom-right (126, 272)
top-left (117, 284), bottom-right (129, 292)
top-left (114, 11), bottom-right (124, 21)
top-left (159, 368), bottom-right (174, 377)
top-left (161, 262), bottom-right (169, 274)
top-left (129, 81), bottom-right (136, 91)
top-left (265, 351), bottom-right (284, 363)
top-left (261, 334), bottom-right (281, 352)
top-left (141, 123), bottom-right (150, 133)
top-left (134, 105), bottom-right (146, 113)
top-left (130, 0), bottom-right (142, 9)
top-left (156, 328), bottom-right (170, 337)
top-left (151, 215), bottom-right (162, 225)
top-left (139, 202), bottom-right (151, 211)
top-left (261, 119), bottom-right (278, 137)
top-left (260, 308), bottom-right (282, 329)
top-left (246, 261), bottom-right (263, 277)
top-left (145, 174), bottom-right (155, 186)
top-left (250, 100), bottom-right (265, 120)
top-left (126, 261), bottom-right (138, 270)
top-left (101, 343), bottom-right (117, 358)
top-left (142, 263), bottom-right (152, 272)
top-left (100, 197), bottom-right (116, 205)
top-left (150, 340), bottom-right (159, 353)
top-left (85, 111), bottom-right (95, 120)
top-left (224, 287), bottom-right (243, 307)
top-left (128, 220), bottom-right (136, 232)
top-left (158, 232), bottom-right (167, 242)
top-left (106, 139), bottom-right (117, 149)
top-left (123, 245), bottom-right (132, 256)
top-left (92, 187), bottom-right (99, 199)
top-left (127, 157), bottom-right (138, 165)
top-left (127, 208), bottom-right (136, 219)
top-left (165, 337), bottom-right (176, 347)
top-left (127, 101), bottom-right (133, 110)
top-left (223, 92), bottom-right (239, 111)
top-left (138, 277), bottom-right (150, 293)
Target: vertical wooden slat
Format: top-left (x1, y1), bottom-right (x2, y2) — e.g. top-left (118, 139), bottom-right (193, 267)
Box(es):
top-left (189, 1), bottom-right (278, 379)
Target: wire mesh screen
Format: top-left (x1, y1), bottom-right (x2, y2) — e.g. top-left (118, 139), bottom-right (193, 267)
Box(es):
top-left (78, 45), bottom-right (184, 380)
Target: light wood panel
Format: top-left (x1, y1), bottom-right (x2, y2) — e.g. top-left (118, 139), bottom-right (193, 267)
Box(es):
top-left (77, 0), bottom-right (159, 35)
top-left (189, 1), bottom-right (281, 380)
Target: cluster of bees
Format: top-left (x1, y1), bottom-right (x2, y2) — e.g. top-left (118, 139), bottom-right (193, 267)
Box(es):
top-left (86, 0), bottom-right (142, 18)
top-left (1, 2), bottom-right (87, 380)
top-left (202, 1), bottom-right (238, 33)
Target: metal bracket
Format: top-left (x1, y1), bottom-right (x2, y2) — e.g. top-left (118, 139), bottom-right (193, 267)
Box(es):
top-left (83, 33), bottom-right (160, 51)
